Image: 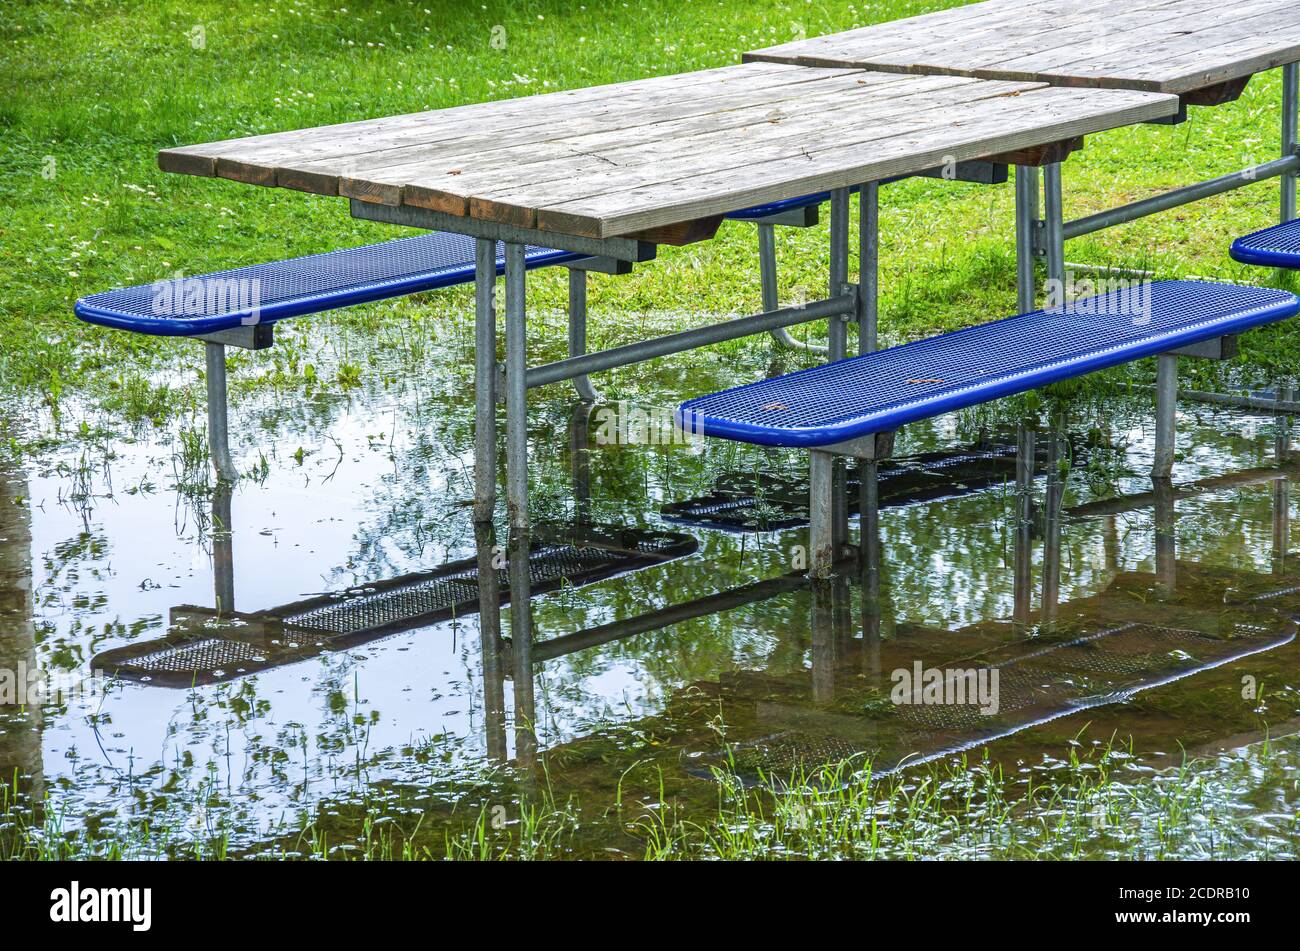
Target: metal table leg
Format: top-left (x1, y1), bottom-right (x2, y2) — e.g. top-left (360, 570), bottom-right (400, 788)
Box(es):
top-left (809, 449), bottom-right (837, 579)
top-left (1154, 353), bottom-right (1178, 479)
top-left (761, 223), bottom-right (828, 354)
top-left (1284, 62), bottom-right (1298, 224)
top-left (1042, 162), bottom-right (1066, 298)
top-left (859, 456), bottom-right (882, 682)
top-left (858, 182), bottom-right (879, 355)
top-left (504, 242), bottom-right (530, 532)
top-left (567, 268), bottom-right (601, 402)
top-left (1015, 165), bottom-right (1040, 313)
top-left (828, 187), bottom-right (850, 362)
top-left (204, 341), bottom-right (238, 482)
top-left (473, 238), bottom-right (498, 524)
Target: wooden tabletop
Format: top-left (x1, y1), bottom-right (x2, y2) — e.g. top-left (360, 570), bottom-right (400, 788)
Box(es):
top-left (746, 0), bottom-right (1300, 95)
top-left (160, 62), bottom-right (1176, 241)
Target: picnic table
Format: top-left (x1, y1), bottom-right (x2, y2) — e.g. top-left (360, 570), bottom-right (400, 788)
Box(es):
top-left (746, 0), bottom-right (1300, 96)
top-left (748, 0), bottom-right (1300, 264)
top-left (158, 62), bottom-right (1177, 536)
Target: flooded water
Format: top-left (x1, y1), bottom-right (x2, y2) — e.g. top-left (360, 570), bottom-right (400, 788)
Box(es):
top-left (2, 311), bottom-right (1299, 858)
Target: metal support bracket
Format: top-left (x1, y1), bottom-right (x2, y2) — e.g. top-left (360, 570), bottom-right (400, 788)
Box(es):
top-left (196, 325), bottom-right (274, 350)
top-left (1169, 334), bottom-right (1238, 361)
top-left (349, 198), bottom-right (658, 264)
top-left (814, 434), bottom-right (878, 461)
top-left (753, 205), bottom-right (820, 228)
top-left (565, 256), bottom-right (634, 275)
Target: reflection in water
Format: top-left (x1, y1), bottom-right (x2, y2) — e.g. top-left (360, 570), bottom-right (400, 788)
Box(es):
top-left (0, 457), bottom-right (41, 806)
top-left (6, 330), bottom-right (1300, 855)
top-left (91, 477), bottom-right (697, 688)
top-left (497, 420), bottom-right (1299, 788)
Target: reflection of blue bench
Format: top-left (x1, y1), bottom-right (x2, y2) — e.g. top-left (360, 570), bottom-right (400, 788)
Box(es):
top-left (1230, 218), bottom-right (1300, 269)
top-left (679, 280), bottom-right (1300, 576)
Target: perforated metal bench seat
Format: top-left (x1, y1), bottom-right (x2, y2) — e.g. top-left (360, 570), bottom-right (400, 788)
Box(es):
top-left (73, 233), bottom-right (584, 336)
top-left (73, 194), bottom-right (855, 336)
top-left (1230, 218), bottom-right (1300, 269)
top-left (679, 281), bottom-right (1300, 448)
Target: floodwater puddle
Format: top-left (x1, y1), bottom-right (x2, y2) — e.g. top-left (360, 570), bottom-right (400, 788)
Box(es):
top-left (2, 326), bottom-right (1299, 858)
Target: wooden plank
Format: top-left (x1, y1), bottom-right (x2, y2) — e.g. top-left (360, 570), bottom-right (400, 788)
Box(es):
top-left (160, 62), bottom-right (787, 169)
top-left (748, 0), bottom-right (1086, 68)
top-left (991, 1), bottom-right (1300, 91)
top-left (355, 74), bottom-right (980, 216)
top-left (897, 0), bottom-right (1234, 84)
top-left (159, 62), bottom-right (821, 182)
top-left (526, 86), bottom-right (1176, 237)
top-left (744, 0), bottom-right (1300, 93)
top-left (320, 70), bottom-right (910, 204)
top-left (461, 78), bottom-right (1047, 227)
top-left (278, 64), bottom-right (871, 194)
top-left (227, 66), bottom-right (844, 185)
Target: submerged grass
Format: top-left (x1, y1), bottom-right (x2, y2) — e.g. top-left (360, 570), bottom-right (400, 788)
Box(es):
top-left (3, 0), bottom-right (1300, 424)
top-left (4, 734), bottom-right (1297, 860)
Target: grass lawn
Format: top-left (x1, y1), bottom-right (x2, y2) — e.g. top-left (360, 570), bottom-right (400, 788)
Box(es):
top-left (1, 0), bottom-right (1298, 413)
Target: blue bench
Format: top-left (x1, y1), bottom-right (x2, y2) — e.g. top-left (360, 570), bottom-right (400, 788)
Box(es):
top-left (75, 233), bottom-right (581, 337)
top-left (74, 196), bottom-right (838, 481)
top-left (75, 165), bottom-right (1009, 480)
top-left (75, 197), bottom-right (842, 338)
top-left (679, 280), bottom-right (1300, 575)
top-left (1230, 218), bottom-right (1300, 269)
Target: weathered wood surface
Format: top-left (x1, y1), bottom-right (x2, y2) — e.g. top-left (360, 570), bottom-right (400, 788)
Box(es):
top-left (160, 63), bottom-right (1176, 240)
top-left (745, 0), bottom-right (1300, 95)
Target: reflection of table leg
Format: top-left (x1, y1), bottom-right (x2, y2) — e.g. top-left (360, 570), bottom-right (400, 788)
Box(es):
top-left (810, 579), bottom-right (840, 705)
top-left (507, 529), bottom-right (537, 766)
top-left (1276, 387), bottom-right (1292, 573)
top-left (473, 238), bottom-right (498, 524)
top-left (1153, 477), bottom-right (1177, 596)
top-left (859, 458), bottom-right (882, 681)
top-left (212, 480), bottom-right (235, 615)
top-left (1274, 476), bottom-right (1290, 575)
top-left (1013, 420), bottom-right (1036, 627)
top-left (569, 402), bottom-right (593, 526)
top-left (475, 521), bottom-right (507, 762)
top-left (1041, 412), bottom-right (1068, 624)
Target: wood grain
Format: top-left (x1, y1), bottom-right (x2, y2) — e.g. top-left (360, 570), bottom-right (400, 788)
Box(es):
top-left (745, 0), bottom-right (1300, 95)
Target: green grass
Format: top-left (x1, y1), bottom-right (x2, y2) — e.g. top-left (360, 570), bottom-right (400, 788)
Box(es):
top-left (5, 734), bottom-right (1297, 859)
top-left (2, 0), bottom-right (1299, 419)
